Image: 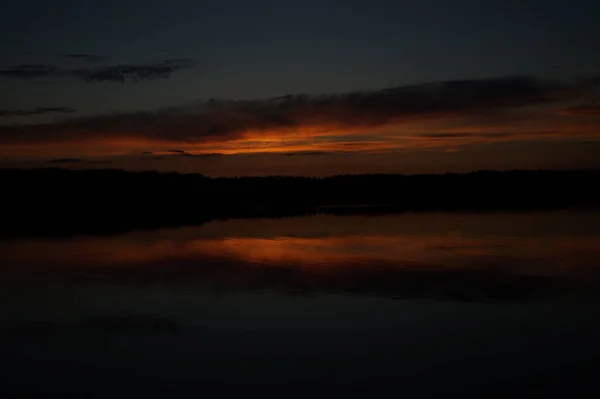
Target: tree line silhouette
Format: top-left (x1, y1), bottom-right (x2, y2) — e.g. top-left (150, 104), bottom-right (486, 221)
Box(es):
top-left (2, 167), bottom-right (600, 238)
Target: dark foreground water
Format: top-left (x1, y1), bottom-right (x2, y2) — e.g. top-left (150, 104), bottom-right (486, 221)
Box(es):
top-left (1, 210), bottom-right (600, 397)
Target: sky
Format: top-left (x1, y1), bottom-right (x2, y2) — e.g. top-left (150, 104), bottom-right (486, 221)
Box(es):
top-left (1, 0), bottom-right (600, 176)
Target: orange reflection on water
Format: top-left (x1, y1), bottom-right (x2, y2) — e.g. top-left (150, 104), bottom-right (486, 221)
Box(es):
top-left (1, 231), bottom-right (600, 279)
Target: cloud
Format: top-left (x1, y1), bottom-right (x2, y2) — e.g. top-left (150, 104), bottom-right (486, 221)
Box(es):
top-left (47, 158), bottom-right (84, 163)
top-left (0, 64), bottom-right (59, 79)
top-left (194, 153), bottom-right (224, 158)
top-left (151, 149), bottom-right (225, 158)
top-left (0, 107), bottom-right (77, 117)
top-left (60, 54), bottom-right (102, 62)
top-left (0, 59), bottom-right (194, 82)
top-left (0, 75), bottom-right (598, 158)
top-left (72, 59), bottom-right (195, 82)
top-left (141, 151), bottom-right (223, 159)
top-left (284, 151), bottom-right (331, 156)
top-left (154, 149), bottom-right (194, 157)
top-left (47, 158), bottom-right (110, 165)
top-left (557, 104), bottom-right (600, 115)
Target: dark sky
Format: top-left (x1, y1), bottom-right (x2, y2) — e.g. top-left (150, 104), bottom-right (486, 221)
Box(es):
top-left (1, 0), bottom-right (600, 175)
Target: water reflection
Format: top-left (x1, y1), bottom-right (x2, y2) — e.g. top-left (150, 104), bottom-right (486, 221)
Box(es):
top-left (2, 211), bottom-right (600, 396)
top-left (1, 210), bottom-right (599, 301)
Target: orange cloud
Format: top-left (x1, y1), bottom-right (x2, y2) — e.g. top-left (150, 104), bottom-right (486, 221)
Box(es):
top-left (1, 75), bottom-right (599, 161)
top-left (557, 104), bottom-right (600, 115)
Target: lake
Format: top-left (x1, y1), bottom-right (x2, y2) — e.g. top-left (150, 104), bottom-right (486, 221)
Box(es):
top-left (1, 210), bottom-right (600, 397)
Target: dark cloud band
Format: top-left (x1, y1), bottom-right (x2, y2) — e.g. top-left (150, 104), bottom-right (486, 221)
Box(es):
top-left (0, 75), bottom-right (596, 147)
top-left (60, 54), bottom-right (102, 62)
top-left (0, 58), bottom-right (194, 83)
top-left (0, 107), bottom-right (77, 117)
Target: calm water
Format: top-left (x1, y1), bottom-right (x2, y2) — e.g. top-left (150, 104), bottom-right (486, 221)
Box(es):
top-left (1, 210), bottom-right (600, 397)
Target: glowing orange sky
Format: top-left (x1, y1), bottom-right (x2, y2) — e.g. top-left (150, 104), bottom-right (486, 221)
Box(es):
top-left (3, 111), bottom-right (600, 158)
top-left (2, 76), bottom-right (600, 174)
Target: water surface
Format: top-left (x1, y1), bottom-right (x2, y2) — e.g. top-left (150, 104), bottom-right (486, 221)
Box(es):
top-left (1, 210), bottom-right (600, 397)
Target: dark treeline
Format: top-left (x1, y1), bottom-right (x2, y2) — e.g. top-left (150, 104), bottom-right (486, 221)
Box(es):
top-left (2, 167), bottom-right (600, 238)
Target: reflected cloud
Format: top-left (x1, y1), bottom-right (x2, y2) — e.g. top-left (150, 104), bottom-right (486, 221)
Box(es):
top-left (3, 233), bottom-right (597, 274)
top-left (2, 211), bottom-right (599, 302)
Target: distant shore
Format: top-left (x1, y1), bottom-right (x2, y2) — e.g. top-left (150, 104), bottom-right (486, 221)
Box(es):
top-left (2, 168), bottom-right (600, 239)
